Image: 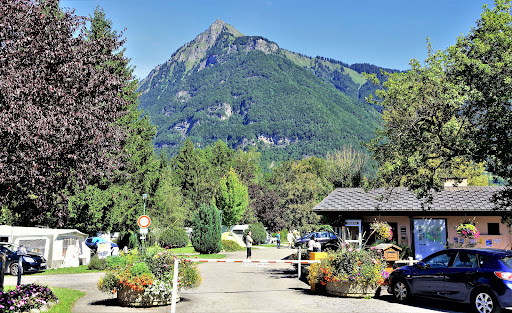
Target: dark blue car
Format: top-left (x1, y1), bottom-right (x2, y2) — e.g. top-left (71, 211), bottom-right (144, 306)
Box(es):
top-left (294, 231), bottom-right (339, 250)
top-left (388, 248), bottom-right (512, 313)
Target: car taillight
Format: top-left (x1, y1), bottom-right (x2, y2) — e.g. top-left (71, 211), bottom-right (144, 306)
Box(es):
top-left (495, 271), bottom-right (512, 281)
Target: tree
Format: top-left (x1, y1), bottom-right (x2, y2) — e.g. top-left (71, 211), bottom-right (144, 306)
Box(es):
top-left (0, 1), bottom-right (129, 226)
top-left (248, 183), bottom-right (284, 232)
top-left (191, 204), bottom-right (222, 254)
top-left (326, 147), bottom-right (369, 188)
top-left (66, 6), bottom-right (159, 233)
top-left (215, 168), bottom-right (248, 227)
top-left (366, 0), bottom-right (512, 207)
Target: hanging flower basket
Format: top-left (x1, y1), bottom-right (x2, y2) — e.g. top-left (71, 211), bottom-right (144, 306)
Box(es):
top-left (456, 223), bottom-right (480, 239)
top-left (370, 221), bottom-right (393, 241)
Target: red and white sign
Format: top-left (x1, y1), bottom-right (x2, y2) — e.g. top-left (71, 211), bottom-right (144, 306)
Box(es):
top-left (138, 215), bottom-right (151, 228)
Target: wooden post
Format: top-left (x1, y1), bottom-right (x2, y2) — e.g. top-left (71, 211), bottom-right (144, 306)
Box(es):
top-left (171, 257), bottom-right (179, 313)
top-left (0, 253), bottom-right (5, 292)
top-left (298, 247), bottom-right (301, 279)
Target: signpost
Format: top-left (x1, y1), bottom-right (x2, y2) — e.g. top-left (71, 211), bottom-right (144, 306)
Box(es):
top-left (138, 210), bottom-right (151, 254)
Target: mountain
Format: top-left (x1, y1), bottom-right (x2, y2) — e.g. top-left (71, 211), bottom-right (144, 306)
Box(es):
top-left (138, 20), bottom-right (395, 168)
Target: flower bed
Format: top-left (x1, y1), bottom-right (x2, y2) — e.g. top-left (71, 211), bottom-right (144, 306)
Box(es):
top-left (98, 250), bottom-right (201, 307)
top-left (0, 283), bottom-right (58, 313)
top-left (308, 245), bottom-right (388, 298)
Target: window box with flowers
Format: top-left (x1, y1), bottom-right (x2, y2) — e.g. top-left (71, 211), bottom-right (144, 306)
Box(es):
top-left (308, 244), bottom-right (388, 298)
top-left (97, 250), bottom-right (201, 307)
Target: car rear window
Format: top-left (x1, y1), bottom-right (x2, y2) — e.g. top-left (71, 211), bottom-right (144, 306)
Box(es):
top-left (500, 257), bottom-right (512, 270)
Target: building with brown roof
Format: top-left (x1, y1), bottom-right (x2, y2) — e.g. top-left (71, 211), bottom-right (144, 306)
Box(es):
top-left (312, 184), bottom-right (512, 259)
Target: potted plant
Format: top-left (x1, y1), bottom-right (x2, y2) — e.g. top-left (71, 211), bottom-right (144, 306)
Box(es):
top-left (308, 244), bottom-right (388, 297)
top-left (98, 250), bottom-right (201, 307)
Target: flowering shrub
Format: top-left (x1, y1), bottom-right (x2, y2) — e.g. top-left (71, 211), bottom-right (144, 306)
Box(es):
top-left (98, 250), bottom-right (201, 300)
top-left (0, 283), bottom-right (58, 313)
top-left (370, 221), bottom-right (393, 241)
top-left (308, 244), bottom-right (388, 289)
top-left (456, 223), bottom-right (480, 239)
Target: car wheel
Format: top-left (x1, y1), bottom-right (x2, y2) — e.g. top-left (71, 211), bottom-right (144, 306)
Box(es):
top-left (10, 263), bottom-right (19, 276)
top-left (472, 290), bottom-right (501, 313)
top-left (393, 279), bottom-right (410, 303)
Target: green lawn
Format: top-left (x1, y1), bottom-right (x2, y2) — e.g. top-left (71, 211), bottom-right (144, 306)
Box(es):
top-left (47, 287), bottom-right (85, 313)
top-left (34, 265), bottom-right (102, 275)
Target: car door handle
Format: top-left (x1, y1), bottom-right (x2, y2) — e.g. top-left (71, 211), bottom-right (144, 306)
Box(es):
top-left (467, 271), bottom-right (476, 275)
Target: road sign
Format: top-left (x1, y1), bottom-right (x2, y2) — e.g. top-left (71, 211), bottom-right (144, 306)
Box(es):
top-left (138, 215), bottom-right (151, 228)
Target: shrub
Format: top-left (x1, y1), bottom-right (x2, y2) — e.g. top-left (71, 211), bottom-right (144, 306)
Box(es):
top-left (88, 254), bottom-right (107, 270)
top-left (191, 204), bottom-right (222, 254)
top-left (0, 283), bottom-right (58, 313)
top-left (222, 240), bottom-right (243, 252)
top-left (243, 222), bottom-right (266, 245)
top-left (158, 226), bottom-right (189, 248)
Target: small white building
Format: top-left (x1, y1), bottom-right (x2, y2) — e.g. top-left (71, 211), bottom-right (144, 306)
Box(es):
top-left (0, 225), bottom-right (91, 268)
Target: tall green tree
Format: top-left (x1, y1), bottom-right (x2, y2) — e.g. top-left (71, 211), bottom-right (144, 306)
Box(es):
top-left (0, 1), bottom-right (129, 226)
top-left (67, 6), bottom-right (159, 233)
top-left (366, 0), bottom-right (512, 208)
top-left (215, 167), bottom-right (249, 227)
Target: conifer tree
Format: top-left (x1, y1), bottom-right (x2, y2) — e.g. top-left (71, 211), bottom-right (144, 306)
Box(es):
top-left (191, 204), bottom-right (222, 254)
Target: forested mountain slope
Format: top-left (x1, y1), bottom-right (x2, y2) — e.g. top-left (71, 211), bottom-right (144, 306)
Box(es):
top-left (138, 19), bottom-right (396, 168)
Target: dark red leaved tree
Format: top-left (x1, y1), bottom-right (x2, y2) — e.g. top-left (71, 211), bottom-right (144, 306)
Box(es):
top-left (0, 0), bottom-right (129, 226)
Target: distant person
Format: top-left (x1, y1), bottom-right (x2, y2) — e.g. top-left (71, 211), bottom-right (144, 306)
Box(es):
top-left (287, 231), bottom-right (294, 249)
top-left (308, 235), bottom-right (315, 252)
top-left (276, 231), bottom-right (281, 249)
top-left (315, 238), bottom-right (321, 252)
top-left (246, 231), bottom-right (253, 259)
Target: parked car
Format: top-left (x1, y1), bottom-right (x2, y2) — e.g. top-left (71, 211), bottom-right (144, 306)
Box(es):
top-left (85, 237), bottom-right (118, 251)
top-left (294, 231), bottom-right (340, 250)
top-left (387, 248), bottom-right (512, 313)
top-left (0, 243), bottom-right (47, 276)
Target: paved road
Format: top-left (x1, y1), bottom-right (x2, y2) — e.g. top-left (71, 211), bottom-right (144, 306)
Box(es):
top-left (5, 247), bottom-right (511, 312)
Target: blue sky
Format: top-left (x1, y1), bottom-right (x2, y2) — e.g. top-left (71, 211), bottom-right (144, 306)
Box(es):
top-left (60, 0), bottom-right (490, 80)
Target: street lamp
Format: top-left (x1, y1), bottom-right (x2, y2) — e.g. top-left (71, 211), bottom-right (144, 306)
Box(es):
top-left (141, 194), bottom-right (148, 254)
top-left (142, 194), bottom-right (148, 215)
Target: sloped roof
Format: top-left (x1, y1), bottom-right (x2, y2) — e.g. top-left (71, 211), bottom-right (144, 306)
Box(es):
top-left (0, 225), bottom-right (87, 237)
top-left (313, 186), bottom-right (510, 213)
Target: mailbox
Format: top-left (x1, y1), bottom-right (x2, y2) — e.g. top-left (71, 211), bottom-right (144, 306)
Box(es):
top-left (373, 243), bottom-right (402, 273)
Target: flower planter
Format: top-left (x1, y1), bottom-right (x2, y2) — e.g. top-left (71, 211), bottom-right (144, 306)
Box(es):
top-left (117, 286), bottom-right (181, 307)
top-left (325, 281), bottom-right (378, 298)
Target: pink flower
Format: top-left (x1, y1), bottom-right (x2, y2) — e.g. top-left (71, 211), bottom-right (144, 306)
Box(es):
top-left (348, 248), bottom-right (353, 252)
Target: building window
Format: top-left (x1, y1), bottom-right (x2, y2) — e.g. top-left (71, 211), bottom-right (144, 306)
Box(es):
top-left (488, 223), bottom-right (500, 235)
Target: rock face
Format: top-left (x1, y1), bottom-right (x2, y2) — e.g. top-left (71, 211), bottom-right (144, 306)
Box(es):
top-left (138, 20), bottom-right (387, 168)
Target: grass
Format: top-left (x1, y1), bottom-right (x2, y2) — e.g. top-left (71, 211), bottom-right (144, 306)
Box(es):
top-left (33, 265), bottom-right (102, 276)
top-left (47, 287), bottom-right (85, 313)
top-left (4, 286), bottom-right (85, 313)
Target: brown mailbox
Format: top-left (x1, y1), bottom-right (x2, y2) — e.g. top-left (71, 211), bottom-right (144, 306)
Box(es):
top-left (373, 243), bottom-right (403, 273)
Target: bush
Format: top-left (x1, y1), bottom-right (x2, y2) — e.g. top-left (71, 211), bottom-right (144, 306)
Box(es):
top-left (158, 226), bottom-right (189, 248)
top-left (0, 283), bottom-right (58, 313)
top-left (243, 222), bottom-right (267, 245)
top-left (191, 204), bottom-right (222, 254)
top-left (88, 254), bottom-right (107, 270)
top-left (222, 240), bottom-right (243, 252)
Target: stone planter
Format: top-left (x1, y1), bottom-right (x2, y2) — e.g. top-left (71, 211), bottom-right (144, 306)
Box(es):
top-left (325, 281), bottom-right (378, 298)
top-left (117, 286), bottom-right (181, 307)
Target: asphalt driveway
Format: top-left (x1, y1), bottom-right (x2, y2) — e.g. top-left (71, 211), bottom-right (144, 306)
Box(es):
top-left (5, 247), bottom-right (511, 312)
